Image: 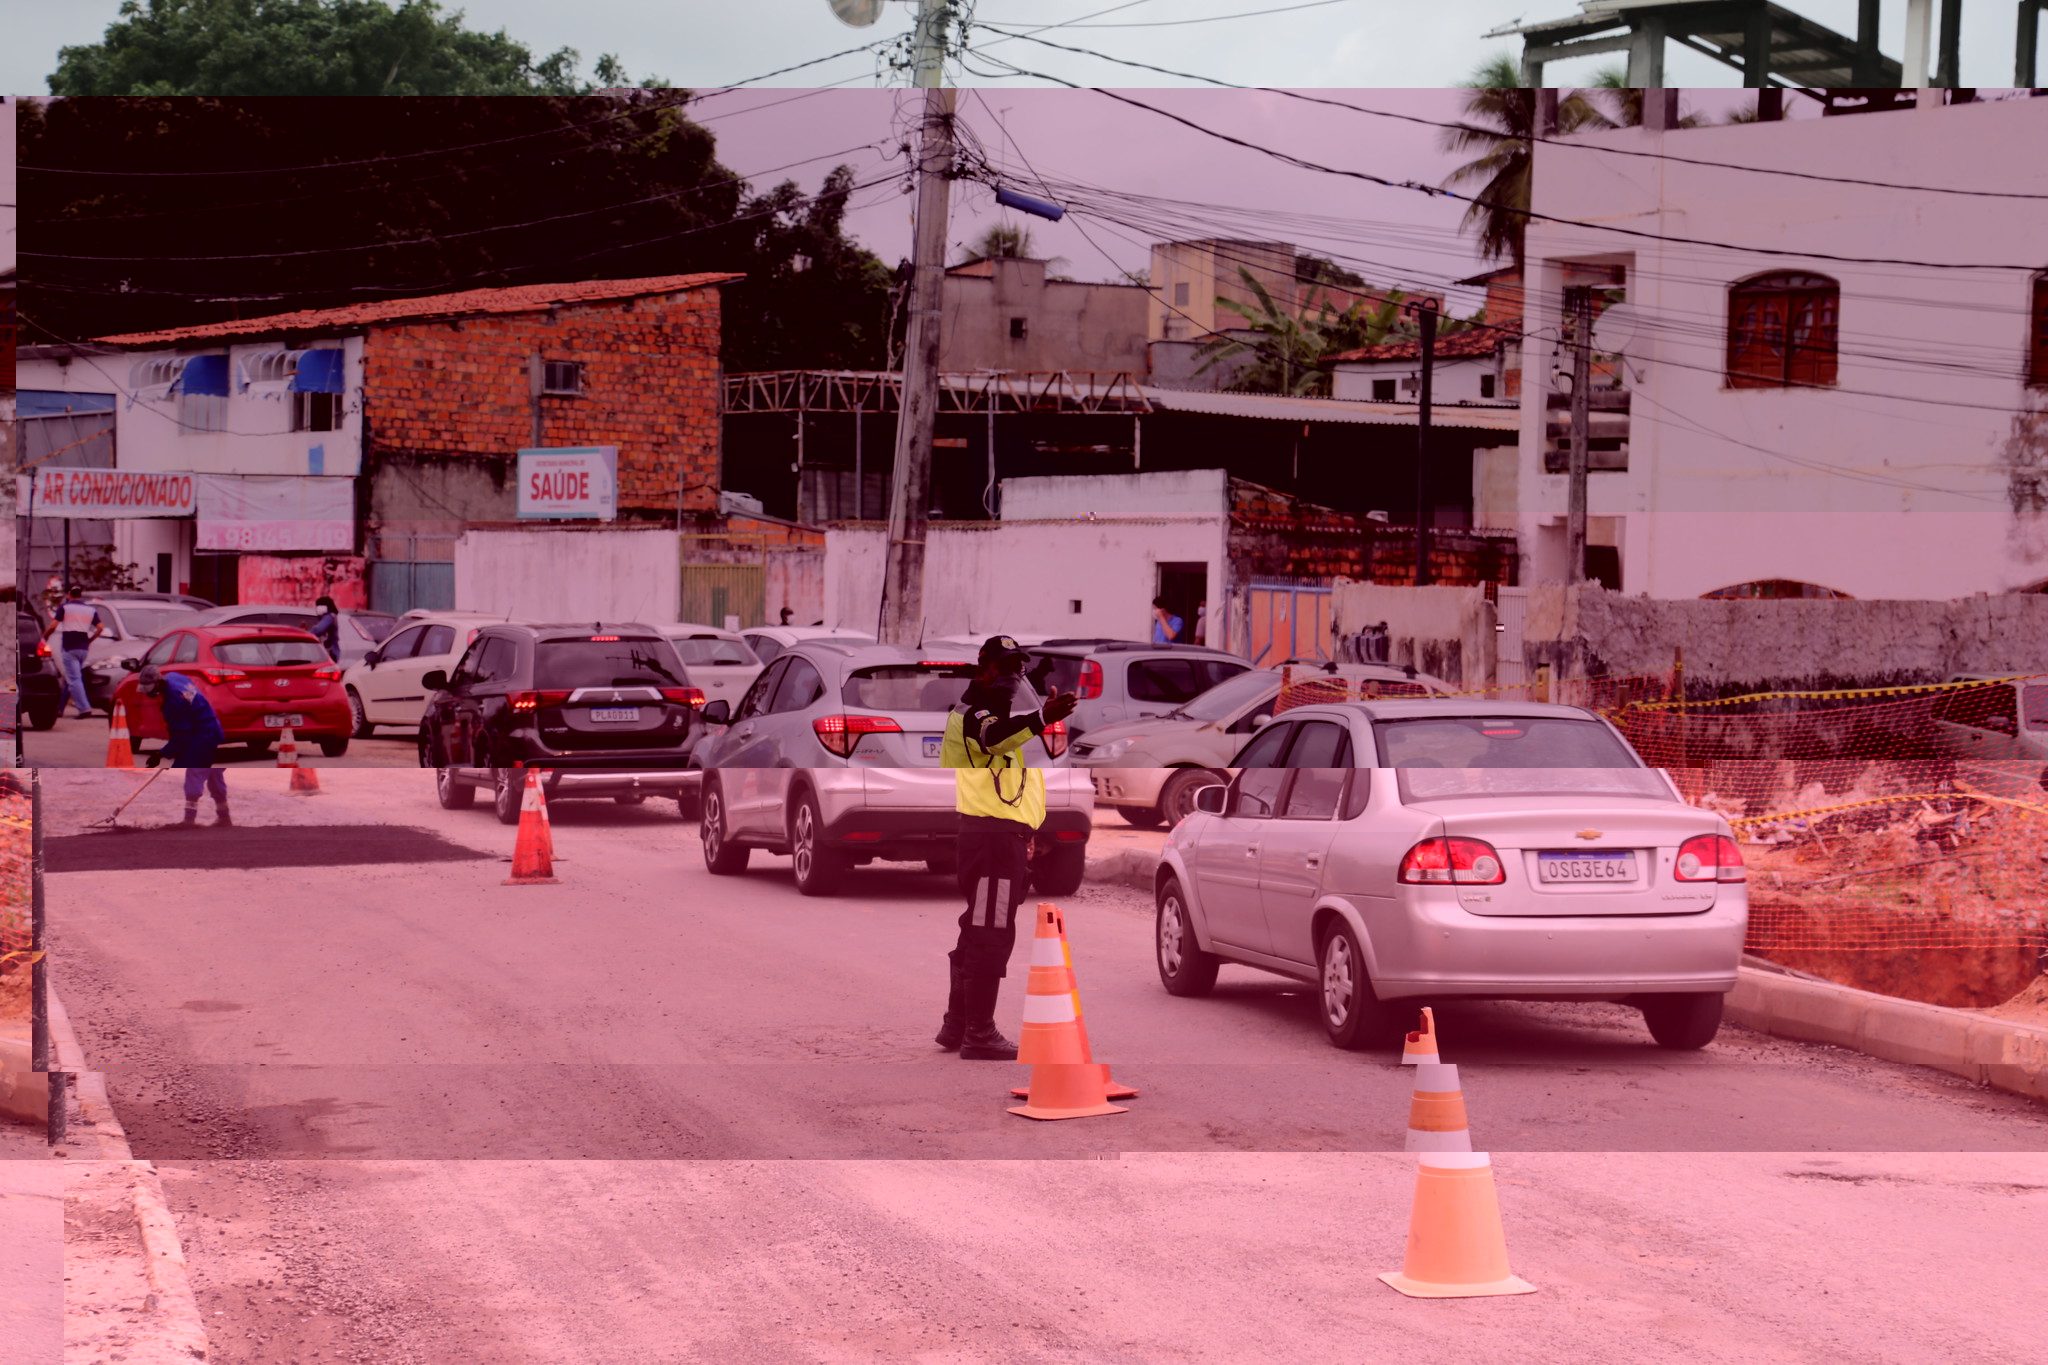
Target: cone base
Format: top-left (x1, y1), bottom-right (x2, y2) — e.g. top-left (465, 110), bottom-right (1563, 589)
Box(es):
top-left (1376, 1271), bottom-right (1536, 1299)
top-left (1010, 1065), bottom-right (1137, 1100)
top-left (503, 874), bottom-right (560, 886)
top-left (1006, 1100), bottom-right (1128, 1121)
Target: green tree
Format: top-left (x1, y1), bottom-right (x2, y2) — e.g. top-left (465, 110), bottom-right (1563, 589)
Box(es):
top-left (1439, 55), bottom-right (1605, 266)
top-left (1582, 68), bottom-right (1708, 129)
top-left (48, 0), bottom-right (663, 97)
top-left (1193, 267), bottom-right (1415, 397)
top-left (722, 164), bottom-right (897, 373)
top-left (962, 222), bottom-right (1036, 262)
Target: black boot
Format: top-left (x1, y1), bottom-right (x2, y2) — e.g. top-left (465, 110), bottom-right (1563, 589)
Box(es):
top-left (957, 976), bottom-right (1018, 1061)
top-left (934, 961), bottom-right (967, 1051)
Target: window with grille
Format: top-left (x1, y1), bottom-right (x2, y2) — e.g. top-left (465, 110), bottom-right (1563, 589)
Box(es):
top-left (292, 391), bottom-right (339, 431)
top-left (2029, 274), bottom-right (2048, 387)
top-left (541, 360), bottom-right (585, 395)
top-left (1727, 271), bottom-right (1839, 389)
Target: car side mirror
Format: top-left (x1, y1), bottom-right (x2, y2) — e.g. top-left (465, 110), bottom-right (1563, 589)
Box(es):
top-left (701, 698), bottom-right (731, 725)
top-left (1193, 784), bottom-right (1227, 815)
top-left (422, 669), bottom-right (448, 691)
top-left (120, 658), bottom-right (141, 673)
top-left (363, 649), bottom-right (382, 667)
top-left (1251, 713), bottom-right (1273, 728)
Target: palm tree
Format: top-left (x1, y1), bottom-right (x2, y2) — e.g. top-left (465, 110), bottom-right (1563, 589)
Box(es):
top-left (1583, 67), bottom-right (1708, 128)
top-left (1192, 269), bottom-right (1418, 396)
top-left (964, 222), bottom-right (1034, 262)
top-left (1439, 56), bottom-right (1604, 266)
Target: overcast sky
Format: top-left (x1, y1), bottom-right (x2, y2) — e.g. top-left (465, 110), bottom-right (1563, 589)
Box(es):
top-left (2, 0), bottom-right (2035, 95)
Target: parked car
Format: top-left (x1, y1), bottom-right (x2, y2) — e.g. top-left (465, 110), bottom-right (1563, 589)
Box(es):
top-left (112, 625), bottom-right (353, 757)
top-left (1924, 672), bottom-right (2048, 760)
top-left (1077, 663), bottom-right (1453, 827)
top-left (72, 595), bottom-right (209, 711)
top-left (659, 623), bottom-right (766, 711)
top-left (180, 604), bottom-right (401, 670)
top-left (1018, 639), bottom-right (1252, 742)
top-left (15, 603), bottom-right (65, 732)
top-left (1153, 698), bottom-right (1744, 1052)
top-left (92, 589), bottom-right (216, 611)
top-left (740, 625), bottom-right (876, 665)
top-left (344, 611), bottom-right (527, 737)
top-left (418, 623), bottom-right (702, 822)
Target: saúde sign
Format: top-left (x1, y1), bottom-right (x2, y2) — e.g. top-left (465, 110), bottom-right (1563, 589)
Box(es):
top-left (517, 446), bottom-right (618, 520)
top-left (18, 467), bottom-right (197, 518)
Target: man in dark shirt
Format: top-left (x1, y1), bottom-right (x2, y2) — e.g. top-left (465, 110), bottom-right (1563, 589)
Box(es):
top-left (138, 665), bottom-right (230, 827)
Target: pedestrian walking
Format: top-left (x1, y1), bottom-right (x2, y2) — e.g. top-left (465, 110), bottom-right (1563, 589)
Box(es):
top-left (309, 595), bottom-right (343, 663)
top-left (1151, 596), bottom-right (1183, 644)
top-left (936, 635), bottom-right (1079, 1060)
top-left (136, 665), bottom-right (230, 828)
top-left (45, 587), bottom-right (106, 719)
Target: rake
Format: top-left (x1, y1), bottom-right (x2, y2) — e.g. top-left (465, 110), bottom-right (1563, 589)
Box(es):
top-left (89, 766), bottom-right (168, 829)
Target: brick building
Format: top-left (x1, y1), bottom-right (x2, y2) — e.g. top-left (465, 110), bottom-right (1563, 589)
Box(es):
top-left (30, 274), bottom-right (736, 612)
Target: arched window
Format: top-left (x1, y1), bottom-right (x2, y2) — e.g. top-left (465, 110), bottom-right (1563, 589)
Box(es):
top-left (1700, 579), bottom-right (1852, 600)
top-left (1727, 271), bottom-right (1838, 389)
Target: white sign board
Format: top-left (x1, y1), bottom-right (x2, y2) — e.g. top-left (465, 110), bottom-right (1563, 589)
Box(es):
top-left (195, 474), bottom-right (355, 552)
top-left (518, 446), bottom-right (618, 520)
top-left (17, 467), bottom-right (196, 518)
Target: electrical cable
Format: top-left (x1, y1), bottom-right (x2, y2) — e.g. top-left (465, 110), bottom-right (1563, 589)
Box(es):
top-left (980, 0), bottom-right (1353, 28)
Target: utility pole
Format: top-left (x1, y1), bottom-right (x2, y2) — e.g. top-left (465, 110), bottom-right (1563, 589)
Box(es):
top-left (1565, 285), bottom-right (1593, 585)
top-left (1410, 298), bottom-right (1439, 587)
top-left (876, 0), bottom-right (955, 644)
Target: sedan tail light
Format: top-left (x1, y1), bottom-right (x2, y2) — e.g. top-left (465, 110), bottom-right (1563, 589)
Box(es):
top-left (812, 714), bottom-right (902, 758)
top-left (1398, 836), bottom-right (1506, 885)
top-left (659, 687), bottom-right (707, 707)
top-left (1077, 660), bottom-right (1104, 700)
top-left (510, 690), bottom-right (572, 713)
top-left (312, 665), bottom-right (343, 682)
top-left (197, 668), bottom-right (247, 685)
top-left (1040, 719), bottom-right (1069, 758)
top-left (1675, 834), bottom-right (1746, 883)
top-left (35, 639), bottom-right (51, 658)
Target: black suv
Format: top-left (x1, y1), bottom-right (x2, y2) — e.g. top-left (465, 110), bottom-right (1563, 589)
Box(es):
top-left (418, 623), bottom-right (703, 821)
top-left (16, 603), bottom-right (65, 732)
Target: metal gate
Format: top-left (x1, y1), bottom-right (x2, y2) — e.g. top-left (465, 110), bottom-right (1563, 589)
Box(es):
top-left (1246, 578), bottom-right (1334, 665)
top-left (1495, 586), bottom-right (1529, 696)
top-left (680, 563), bottom-right (766, 629)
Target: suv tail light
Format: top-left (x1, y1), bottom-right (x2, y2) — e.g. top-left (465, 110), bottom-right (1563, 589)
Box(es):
top-left (197, 668), bottom-right (247, 685)
top-left (1077, 660), bottom-right (1103, 699)
top-left (511, 690), bottom-right (572, 713)
top-left (812, 714), bottom-right (902, 758)
top-left (1675, 834), bottom-right (1745, 883)
top-left (660, 687), bottom-right (707, 708)
top-left (1041, 719), bottom-right (1068, 758)
top-left (35, 639), bottom-right (51, 659)
top-left (1398, 836), bottom-right (1506, 885)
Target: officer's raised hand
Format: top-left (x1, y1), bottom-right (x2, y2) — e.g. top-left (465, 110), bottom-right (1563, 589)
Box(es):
top-left (1042, 689), bottom-right (1079, 726)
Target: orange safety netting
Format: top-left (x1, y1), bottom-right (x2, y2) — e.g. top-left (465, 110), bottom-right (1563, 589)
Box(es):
top-left (0, 800), bottom-right (28, 958)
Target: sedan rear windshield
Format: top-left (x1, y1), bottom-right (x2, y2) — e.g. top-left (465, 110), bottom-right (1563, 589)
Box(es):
top-left (534, 638), bottom-right (685, 690)
top-left (842, 665), bottom-right (976, 712)
top-left (347, 613), bottom-right (400, 643)
top-left (671, 637), bottom-right (760, 667)
top-left (1373, 716), bottom-right (1644, 769)
top-left (1397, 769), bottom-right (1677, 803)
top-left (213, 637), bottom-right (331, 667)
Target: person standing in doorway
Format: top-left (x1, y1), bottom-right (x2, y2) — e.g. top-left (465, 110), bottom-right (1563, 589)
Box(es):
top-left (309, 595), bottom-right (343, 663)
top-left (778, 606), bottom-right (794, 626)
top-left (935, 635), bottom-right (1078, 1060)
top-left (138, 665), bottom-right (230, 827)
top-left (45, 587), bottom-right (106, 720)
top-left (1192, 600), bottom-right (1208, 647)
top-left (1151, 596), bottom-right (1183, 644)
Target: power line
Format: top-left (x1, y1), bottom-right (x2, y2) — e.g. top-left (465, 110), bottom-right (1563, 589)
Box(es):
top-left (980, 0), bottom-right (1352, 28)
top-left (972, 29), bottom-right (2048, 202)
top-left (688, 37), bottom-right (896, 92)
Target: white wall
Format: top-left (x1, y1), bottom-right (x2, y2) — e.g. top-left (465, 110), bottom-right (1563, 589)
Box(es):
top-left (1332, 356), bottom-right (1497, 404)
top-left (1520, 97), bottom-right (2048, 599)
top-left (826, 518), bottom-right (1229, 643)
top-left (1000, 468), bottom-right (1227, 520)
top-left (456, 528), bottom-right (680, 627)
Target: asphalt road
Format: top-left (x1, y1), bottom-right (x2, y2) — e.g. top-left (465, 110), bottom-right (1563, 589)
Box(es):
top-left (21, 711), bottom-right (421, 767)
top-left (39, 768), bottom-right (2048, 1363)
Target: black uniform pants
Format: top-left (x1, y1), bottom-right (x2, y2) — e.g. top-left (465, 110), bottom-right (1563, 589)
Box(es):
top-left (950, 815), bottom-right (1034, 978)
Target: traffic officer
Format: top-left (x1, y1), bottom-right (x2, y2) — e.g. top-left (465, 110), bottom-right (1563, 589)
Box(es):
top-left (136, 665), bottom-right (231, 827)
top-left (935, 635), bottom-right (1078, 1060)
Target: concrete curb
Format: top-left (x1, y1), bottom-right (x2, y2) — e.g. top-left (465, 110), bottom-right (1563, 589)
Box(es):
top-left (48, 983), bottom-right (132, 1160)
top-left (1727, 961), bottom-right (2048, 1104)
top-left (1083, 841), bottom-right (2048, 1104)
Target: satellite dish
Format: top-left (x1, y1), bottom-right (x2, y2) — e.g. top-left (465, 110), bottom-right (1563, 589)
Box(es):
top-left (829, 0), bottom-right (885, 26)
top-left (1590, 302), bottom-right (1640, 355)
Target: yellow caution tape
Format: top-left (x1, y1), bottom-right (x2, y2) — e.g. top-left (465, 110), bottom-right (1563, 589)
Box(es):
top-left (1724, 789), bottom-right (2048, 832)
top-left (1626, 674), bottom-right (2043, 713)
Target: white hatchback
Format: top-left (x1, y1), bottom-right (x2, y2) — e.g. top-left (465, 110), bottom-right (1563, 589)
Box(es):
top-left (659, 623), bottom-right (765, 712)
top-left (344, 611), bottom-right (524, 736)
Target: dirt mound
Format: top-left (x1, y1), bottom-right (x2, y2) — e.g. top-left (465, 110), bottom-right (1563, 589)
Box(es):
top-left (0, 963), bottom-right (28, 1024)
top-left (1982, 974), bottom-right (2048, 1025)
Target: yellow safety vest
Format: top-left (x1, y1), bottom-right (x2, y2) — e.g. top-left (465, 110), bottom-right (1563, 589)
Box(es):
top-left (941, 704), bottom-right (1046, 828)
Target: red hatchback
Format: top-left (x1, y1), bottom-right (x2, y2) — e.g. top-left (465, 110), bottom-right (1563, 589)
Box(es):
top-left (113, 625), bottom-right (354, 758)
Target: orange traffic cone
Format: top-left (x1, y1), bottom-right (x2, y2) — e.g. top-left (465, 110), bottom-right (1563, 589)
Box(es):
top-left (1011, 904), bottom-right (1137, 1101)
top-left (1378, 1152), bottom-right (1537, 1299)
top-left (1402, 1006), bottom-right (1441, 1065)
top-left (503, 770), bottom-right (559, 885)
top-left (1007, 905), bottom-right (1126, 1121)
top-left (104, 701), bottom-right (137, 769)
top-left (1403, 1063), bottom-right (1472, 1154)
top-left (276, 727), bottom-right (300, 768)
top-left (290, 764), bottom-right (322, 795)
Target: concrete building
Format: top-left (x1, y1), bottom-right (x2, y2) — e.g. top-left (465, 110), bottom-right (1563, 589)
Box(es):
top-left (1329, 328), bottom-right (1516, 404)
top-left (1515, 92), bottom-right (2048, 598)
top-left (942, 256), bottom-right (1149, 373)
top-left (1146, 238), bottom-right (1435, 343)
top-left (19, 274), bottom-right (736, 611)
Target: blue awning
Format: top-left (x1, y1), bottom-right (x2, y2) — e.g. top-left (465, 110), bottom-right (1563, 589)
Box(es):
top-left (19, 390), bottom-right (117, 418)
top-left (181, 354), bottom-right (230, 396)
top-left (289, 349), bottom-right (346, 394)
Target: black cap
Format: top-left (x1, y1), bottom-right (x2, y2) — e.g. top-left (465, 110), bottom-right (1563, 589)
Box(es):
top-left (978, 635), bottom-right (1029, 665)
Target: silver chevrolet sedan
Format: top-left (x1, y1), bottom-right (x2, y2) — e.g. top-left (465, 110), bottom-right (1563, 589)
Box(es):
top-left (1153, 700), bottom-right (1748, 1051)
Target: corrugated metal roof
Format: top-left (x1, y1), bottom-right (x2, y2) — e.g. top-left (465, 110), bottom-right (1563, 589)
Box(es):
top-left (1139, 385), bottom-right (1520, 431)
top-left (96, 272), bottom-right (745, 346)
